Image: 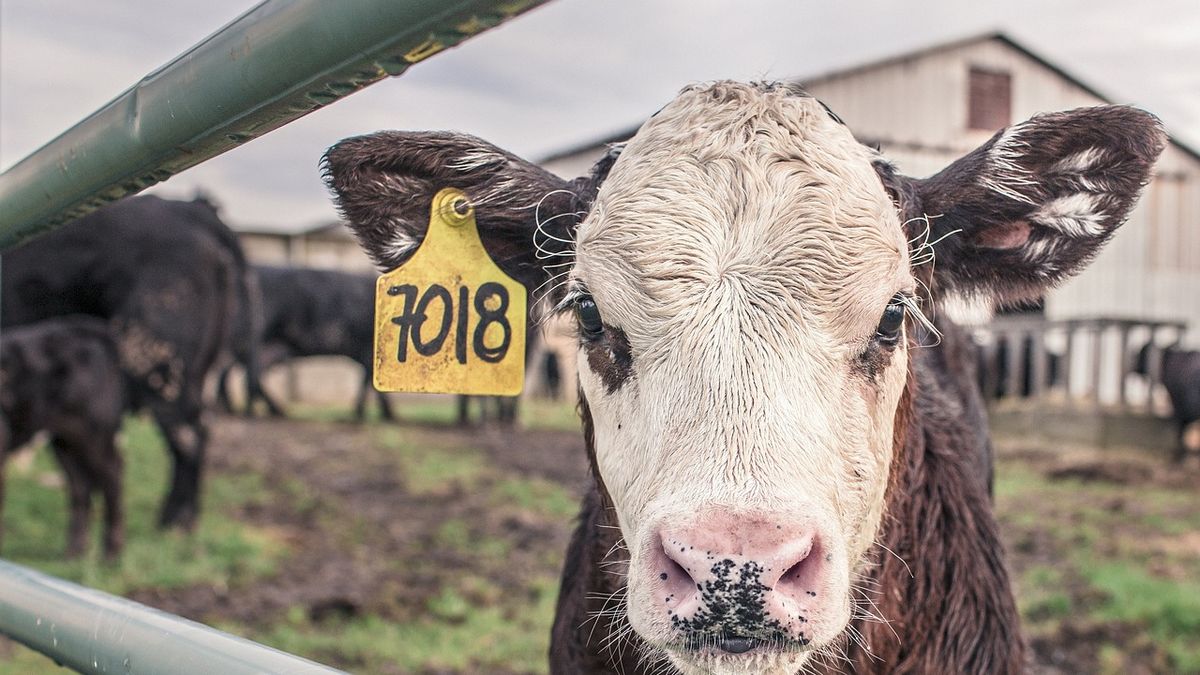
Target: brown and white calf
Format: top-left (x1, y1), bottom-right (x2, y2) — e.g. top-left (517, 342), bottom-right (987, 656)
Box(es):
top-left (324, 82), bottom-right (1163, 674)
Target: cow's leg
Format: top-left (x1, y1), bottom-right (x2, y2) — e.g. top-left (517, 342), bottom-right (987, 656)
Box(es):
top-left (456, 395), bottom-right (472, 427)
top-left (1174, 421), bottom-right (1190, 464)
top-left (243, 358), bottom-right (285, 418)
top-left (150, 401), bottom-right (207, 531)
top-left (354, 369), bottom-right (371, 422)
top-left (490, 397), bottom-right (518, 428)
top-left (216, 362), bottom-right (237, 414)
top-left (91, 437), bottom-right (125, 559)
top-left (51, 439), bottom-right (93, 558)
top-left (376, 389), bottom-right (395, 422)
top-left (0, 455), bottom-right (7, 554)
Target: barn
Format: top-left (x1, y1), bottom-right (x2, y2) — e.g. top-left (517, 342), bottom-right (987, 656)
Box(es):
top-left (541, 32), bottom-right (1199, 336)
top-left (536, 32), bottom-right (1200, 429)
top-left (223, 32), bottom-right (1198, 417)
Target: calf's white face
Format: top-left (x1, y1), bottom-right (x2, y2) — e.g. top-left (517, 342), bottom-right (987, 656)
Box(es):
top-left (570, 83), bottom-right (913, 672)
top-left (323, 81), bottom-right (1163, 675)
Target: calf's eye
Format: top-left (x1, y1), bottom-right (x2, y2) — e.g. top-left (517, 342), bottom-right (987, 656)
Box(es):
top-left (875, 296), bottom-right (906, 345)
top-left (576, 296), bottom-right (604, 339)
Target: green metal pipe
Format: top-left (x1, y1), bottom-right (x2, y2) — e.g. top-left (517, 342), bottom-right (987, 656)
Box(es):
top-left (0, 559), bottom-right (345, 674)
top-left (0, 0), bottom-right (552, 250)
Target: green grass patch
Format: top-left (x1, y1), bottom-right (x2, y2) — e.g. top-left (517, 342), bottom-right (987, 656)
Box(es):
top-left (242, 577), bottom-right (559, 674)
top-left (374, 427), bottom-right (486, 494)
top-left (519, 399), bottom-right (580, 432)
top-left (1083, 563), bottom-right (1200, 672)
top-left (1, 415), bottom-right (285, 595)
top-left (491, 476), bottom-right (579, 520)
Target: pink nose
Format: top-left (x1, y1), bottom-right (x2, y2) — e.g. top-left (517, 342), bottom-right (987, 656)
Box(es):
top-left (648, 516), bottom-right (832, 648)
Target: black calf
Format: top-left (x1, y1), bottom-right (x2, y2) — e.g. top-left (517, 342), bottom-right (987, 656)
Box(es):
top-left (1, 317), bottom-right (126, 558)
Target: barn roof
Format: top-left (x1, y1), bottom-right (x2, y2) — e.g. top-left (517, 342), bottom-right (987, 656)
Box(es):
top-left (538, 31), bottom-right (1200, 165)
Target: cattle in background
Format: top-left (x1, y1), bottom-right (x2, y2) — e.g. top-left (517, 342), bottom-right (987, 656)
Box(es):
top-left (2, 195), bottom-right (238, 530)
top-left (326, 82), bottom-right (1163, 673)
top-left (1136, 343), bottom-right (1200, 462)
top-left (216, 265), bottom-right (393, 421)
top-left (0, 317), bottom-right (127, 558)
top-left (976, 332), bottom-right (1062, 401)
top-left (184, 197), bottom-right (276, 419)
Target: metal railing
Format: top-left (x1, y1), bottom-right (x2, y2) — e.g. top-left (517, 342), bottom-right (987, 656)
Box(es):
top-left (0, 559), bottom-right (345, 674)
top-left (0, 0), bottom-right (552, 671)
top-left (973, 316), bottom-right (1188, 413)
top-left (0, 0), bottom-right (551, 249)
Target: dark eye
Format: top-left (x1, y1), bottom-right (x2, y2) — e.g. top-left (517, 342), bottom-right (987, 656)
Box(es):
top-left (576, 295), bottom-right (604, 338)
top-left (875, 296), bottom-right (906, 344)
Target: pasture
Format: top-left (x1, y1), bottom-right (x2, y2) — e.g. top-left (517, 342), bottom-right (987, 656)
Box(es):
top-left (0, 400), bottom-right (1196, 674)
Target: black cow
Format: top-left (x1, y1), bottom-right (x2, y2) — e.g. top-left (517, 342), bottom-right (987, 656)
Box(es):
top-left (216, 265), bottom-right (393, 421)
top-left (1, 317), bottom-right (127, 558)
top-left (1136, 343), bottom-right (1200, 462)
top-left (2, 195), bottom-right (239, 529)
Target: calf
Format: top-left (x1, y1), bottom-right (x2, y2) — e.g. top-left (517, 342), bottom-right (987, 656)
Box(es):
top-left (1, 317), bottom-right (126, 558)
top-left (1136, 343), bottom-right (1200, 462)
top-left (217, 265), bottom-right (392, 421)
top-left (3, 195), bottom-right (238, 530)
top-left (324, 82), bottom-right (1163, 673)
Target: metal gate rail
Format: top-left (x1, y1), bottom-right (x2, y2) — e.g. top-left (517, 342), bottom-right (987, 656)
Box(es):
top-left (0, 559), bottom-right (346, 674)
top-left (0, 0), bottom-right (550, 250)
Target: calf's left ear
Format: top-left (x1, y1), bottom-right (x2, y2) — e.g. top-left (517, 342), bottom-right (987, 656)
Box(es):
top-left (321, 131), bottom-right (584, 292)
top-left (887, 106), bottom-right (1166, 305)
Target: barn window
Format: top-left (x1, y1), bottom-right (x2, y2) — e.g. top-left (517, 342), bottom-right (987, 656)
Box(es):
top-left (967, 67), bottom-right (1012, 131)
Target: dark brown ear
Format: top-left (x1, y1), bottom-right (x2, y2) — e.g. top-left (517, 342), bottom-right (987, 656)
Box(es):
top-left (322, 131), bottom-right (590, 293)
top-left (880, 106), bottom-right (1166, 305)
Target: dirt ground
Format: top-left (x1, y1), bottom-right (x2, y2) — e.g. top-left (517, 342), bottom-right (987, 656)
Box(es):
top-left (129, 416), bottom-right (589, 639)
top-left (10, 411), bottom-right (1195, 673)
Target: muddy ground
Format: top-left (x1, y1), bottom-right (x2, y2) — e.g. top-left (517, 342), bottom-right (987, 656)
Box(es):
top-left (131, 416), bottom-right (589, 644)
top-left (13, 412), bottom-right (1194, 673)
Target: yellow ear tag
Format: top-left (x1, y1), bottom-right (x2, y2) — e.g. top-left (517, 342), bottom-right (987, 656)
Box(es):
top-left (373, 188), bottom-right (526, 395)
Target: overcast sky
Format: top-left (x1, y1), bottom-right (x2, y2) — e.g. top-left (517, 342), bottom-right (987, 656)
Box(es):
top-left (3, 0), bottom-right (1199, 232)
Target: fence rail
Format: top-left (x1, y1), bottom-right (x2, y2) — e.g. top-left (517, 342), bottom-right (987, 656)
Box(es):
top-left (0, 0), bottom-right (551, 251)
top-left (0, 559), bottom-right (346, 674)
top-left (973, 316), bottom-right (1188, 413)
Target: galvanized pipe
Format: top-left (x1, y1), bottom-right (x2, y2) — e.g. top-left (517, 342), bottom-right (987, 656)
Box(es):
top-left (0, 559), bottom-right (345, 674)
top-left (0, 0), bottom-right (551, 250)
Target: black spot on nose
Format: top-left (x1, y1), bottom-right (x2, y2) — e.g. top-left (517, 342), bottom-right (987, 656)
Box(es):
top-left (717, 637), bottom-right (758, 654)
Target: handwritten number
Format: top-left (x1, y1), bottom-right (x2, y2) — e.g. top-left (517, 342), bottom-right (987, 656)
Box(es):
top-left (391, 283), bottom-right (513, 363)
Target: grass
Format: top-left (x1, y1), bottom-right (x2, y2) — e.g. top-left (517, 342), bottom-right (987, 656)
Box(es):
top-left (237, 578), bottom-right (559, 674)
top-left (5, 408), bottom-right (1196, 674)
top-left (0, 415), bottom-right (288, 673)
top-left (1085, 563), bottom-right (1200, 672)
top-left (1, 416), bottom-right (283, 595)
top-left (288, 394), bottom-right (582, 432)
top-left (995, 452), bottom-right (1200, 673)
top-left (0, 404), bottom-right (581, 674)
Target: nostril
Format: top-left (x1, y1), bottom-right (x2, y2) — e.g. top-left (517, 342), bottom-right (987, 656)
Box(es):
top-left (653, 535), bottom-right (702, 612)
top-left (661, 545), bottom-right (692, 584)
top-left (776, 536), bottom-right (823, 597)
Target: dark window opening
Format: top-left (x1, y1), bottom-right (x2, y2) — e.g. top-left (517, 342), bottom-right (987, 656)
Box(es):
top-left (968, 67), bottom-right (1012, 131)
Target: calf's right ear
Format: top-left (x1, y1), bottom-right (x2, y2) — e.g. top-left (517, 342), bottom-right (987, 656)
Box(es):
top-left (322, 131), bottom-right (581, 291)
top-left (883, 106), bottom-right (1166, 306)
